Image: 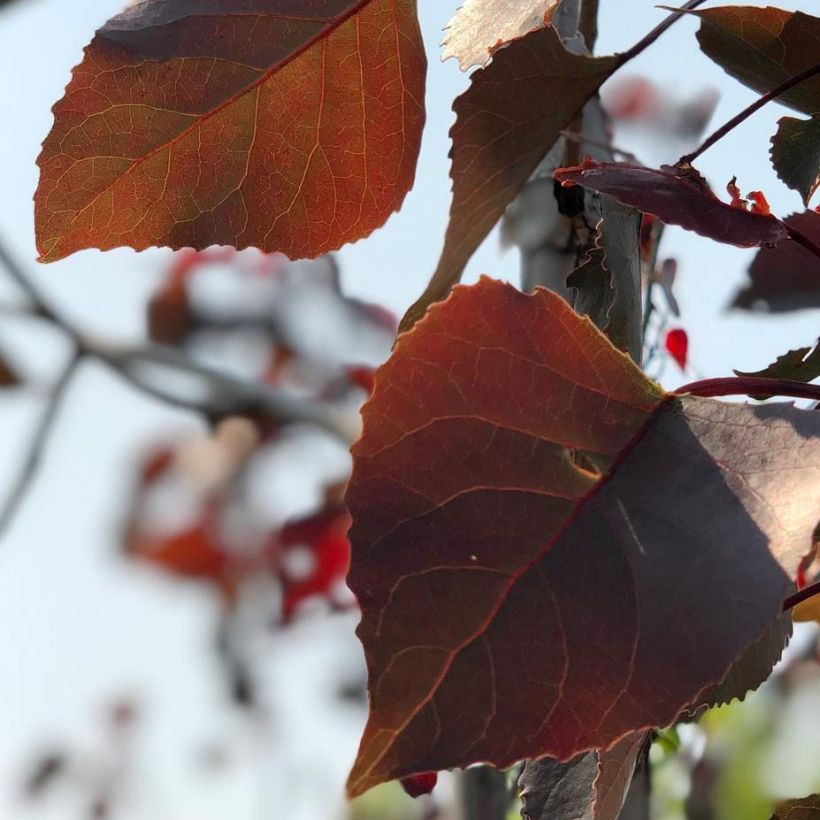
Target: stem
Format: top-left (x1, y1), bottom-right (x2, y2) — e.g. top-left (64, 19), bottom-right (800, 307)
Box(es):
top-left (0, 237), bottom-right (356, 443)
top-left (617, 0), bottom-right (711, 67)
top-left (0, 352), bottom-right (82, 537)
top-left (783, 580), bottom-right (820, 613)
top-left (681, 62), bottom-right (820, 165)
top-left (676, 377), bottom-right (820, 402)
top-left (786, 221), bottom-right (820, 263)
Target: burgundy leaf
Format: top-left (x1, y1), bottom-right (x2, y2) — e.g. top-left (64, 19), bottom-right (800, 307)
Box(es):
top-left (732, 210), bottom-right (820, 312)
top-left (555, 160), bottom-right (788, 248)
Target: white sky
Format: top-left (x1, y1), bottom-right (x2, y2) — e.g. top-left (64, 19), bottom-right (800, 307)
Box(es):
top-left (0, 1), bottom-right (818, 819)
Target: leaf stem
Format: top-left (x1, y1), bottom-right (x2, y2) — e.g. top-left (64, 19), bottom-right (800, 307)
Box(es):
top-left (680, 62), bottom-right (820, 166)
top-left (617, 0), bottom-right (712, 67)
top-left (783, 580), bottom-right (820, 613)
top-left (676, 377), bottom-right (820, 402)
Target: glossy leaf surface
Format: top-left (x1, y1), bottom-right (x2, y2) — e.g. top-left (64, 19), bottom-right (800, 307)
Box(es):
top-left (690, 7), bottom-right (820, 115)
top-left (346, 278), bottom-right (820, 795)
top-left (556, 160), bottom-right (789, 248)
top-left (442, 0), bottom-right (561, 70)
top-left (771, 116), bottom-right (820, 207)
top-left (36, 0), bottom-right (426, 262)
top-left (401, 28), bottom-right (617, 330)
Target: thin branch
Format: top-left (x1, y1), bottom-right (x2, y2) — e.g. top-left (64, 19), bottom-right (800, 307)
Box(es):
top-left (560, 129), bottom-right (639, 163)
top-left (783, 580), bottom-right (820, 613)
top-left (0, 237), bottom-right (357, 444)
top-left (0, 352), bottom-right (82, 537)
top-left (675, 377), bottom-right (820, 402)
top-left (680, 62), bottom-right (820, 166)
top-left (617, 0), bottom-right (712, 67)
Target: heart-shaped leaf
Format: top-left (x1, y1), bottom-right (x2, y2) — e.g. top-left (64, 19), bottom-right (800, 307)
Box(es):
top-left (346, 278), bottom-right (819, 796)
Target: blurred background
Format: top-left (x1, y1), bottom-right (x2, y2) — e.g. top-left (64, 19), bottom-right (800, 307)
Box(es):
top-left (0, 1), bottom-right (818, 818)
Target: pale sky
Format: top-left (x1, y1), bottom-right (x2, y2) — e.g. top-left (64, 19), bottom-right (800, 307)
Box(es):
top-left (0, 2), bottom-right (818, 819)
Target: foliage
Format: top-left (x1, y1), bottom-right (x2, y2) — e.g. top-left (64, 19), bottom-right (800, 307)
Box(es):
top-left (3, 0), bottom-right (818, 818)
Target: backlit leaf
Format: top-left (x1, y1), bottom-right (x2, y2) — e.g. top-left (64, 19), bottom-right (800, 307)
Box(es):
top-left (345, 278), bottom-right (819, 796)
top-left (732, 210), bottom-right (820, 312)
top-left (442, 0), bottom-right (561, 71)
top-left (689, 7), bottom-right (820, 115)
top-left (400, 27), bottom-right (617, 331)
top-left (555, 160), bottom-right (789, 248)
top-left (771, 116), bottom-right (820, 207)
top-left (36, 0), bottom-right (426, 263)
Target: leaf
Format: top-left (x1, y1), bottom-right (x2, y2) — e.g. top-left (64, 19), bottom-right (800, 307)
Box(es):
top-left (687, 7), bottom-right (820, 116)
top-left (772, 795), bottom-right (820, 820)
top-left (665, 328), bottom-right (689, 372)
top-left (275, 504), bottom-right (352, 622)
top-left (555, 160), bottom-right (789, 248)
top-left (400, 27), bottom-right (618, 331)
top-left (520, 732), bottom-right (648, 820)
top-left (771, 116), bottom-right (820, 207)
top-left (442, 0), bottom-right (561, 71)
top-left (732, 210), bottom-right (820, 312)
top-left (345, 278), bottom-right (819, 796)
top-left (35, 0), bottom-right (426, 263)
top-left (735, 341), bottom-right (820, 385)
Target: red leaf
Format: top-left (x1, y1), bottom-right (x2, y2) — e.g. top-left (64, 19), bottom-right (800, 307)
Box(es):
top-left (345, 278), bottom-right (819, 796)
top-left (399, 771), bottom-right (438, 799)
top-left (35, 0), bottom-right (426, 262)
top-left (275, 505), bottom-right (352, 622)
top-left (147, 279), bottom-right (194, 346)
top-left (345, 366), bottom-right (377, 395)
top-left (665, 328), bottom-right (689, 372)
top-left (556, 160), bottom-right (789, 248)
top-left (401, 28), bottom-right (618, 330)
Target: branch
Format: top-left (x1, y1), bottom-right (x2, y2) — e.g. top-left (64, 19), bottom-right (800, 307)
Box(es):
top-left (0, 352), bottom-right (82, 537)
top-left (675, 377), bottom-right (820, 402)
top-left (0, 238), bottom-right (358, 444)
top-left (680, 61), bottom-right (820, 166)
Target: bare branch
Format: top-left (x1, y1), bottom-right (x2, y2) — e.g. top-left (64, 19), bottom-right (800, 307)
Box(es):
top-left (0, 238), bottom-right (358, 444)
top-left (0, 352), bottom-right (82, 538)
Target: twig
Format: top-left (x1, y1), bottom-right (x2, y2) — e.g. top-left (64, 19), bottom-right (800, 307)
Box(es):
top-left (617, 0), bottom-right (712, 67)
top-left (783, 580), bottom-right (820, 613)
top-left (0, 352), bottom-right (82, 537)
top-left (680, 62), bottom-right (820, 165)
top-left (0, 238), bottom-right (357, 443)
top-left (676, 377), bottom-right (820, 402)
top-left (560, 129), bottom-right (639, 163)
